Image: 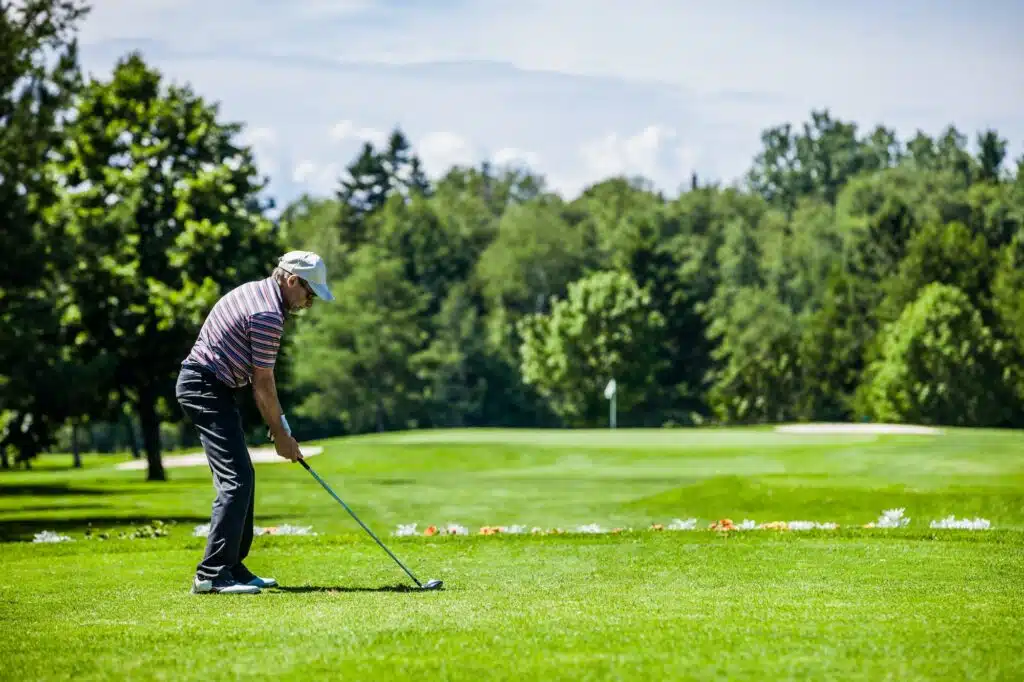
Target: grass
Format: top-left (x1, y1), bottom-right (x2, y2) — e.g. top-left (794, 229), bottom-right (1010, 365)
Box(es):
top-left (2, 426), bottom-right (1023, 680)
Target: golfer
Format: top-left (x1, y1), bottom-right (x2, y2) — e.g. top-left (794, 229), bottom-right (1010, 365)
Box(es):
top-left (175, 251), bottom-right (335, 595)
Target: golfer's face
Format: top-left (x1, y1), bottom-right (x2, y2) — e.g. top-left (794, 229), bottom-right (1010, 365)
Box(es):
top-left (288, 277), bottom-right (314, 311)
top-left (298, 280), bottom-right (315, 308)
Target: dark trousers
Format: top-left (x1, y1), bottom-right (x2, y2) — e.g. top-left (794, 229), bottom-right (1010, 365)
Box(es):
top-left (175, 364), bottom-right (255, 582)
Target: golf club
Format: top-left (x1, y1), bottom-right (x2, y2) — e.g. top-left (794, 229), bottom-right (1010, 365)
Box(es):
top-left (297, 458), bottom-right (443, 591)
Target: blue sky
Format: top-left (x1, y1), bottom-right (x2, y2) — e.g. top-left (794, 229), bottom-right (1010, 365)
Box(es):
top-left (77, 0), bottom-right (1024, 206)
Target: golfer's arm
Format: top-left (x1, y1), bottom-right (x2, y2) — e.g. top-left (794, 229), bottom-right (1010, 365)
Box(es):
top-left (252, 366), bottom-right (287, 440)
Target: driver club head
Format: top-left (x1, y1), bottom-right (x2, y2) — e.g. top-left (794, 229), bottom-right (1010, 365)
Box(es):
top-left (421, 579), bottom-right (444, 591)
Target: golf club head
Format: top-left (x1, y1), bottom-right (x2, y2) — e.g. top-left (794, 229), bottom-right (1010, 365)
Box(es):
top-left (421, 579), bottom-right (444, 591)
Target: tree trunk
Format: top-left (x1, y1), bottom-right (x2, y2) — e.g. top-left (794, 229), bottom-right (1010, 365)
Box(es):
top-left (0, 449), bottom-right (8, 469)
top-left (125, 415), bottom-right (140, 459)
top-left (72, 420), bottom-right (82, 468)
top-left (137, 384), bottom-right (166, 481)
top-left (118, 388), bottom-right (141, 459)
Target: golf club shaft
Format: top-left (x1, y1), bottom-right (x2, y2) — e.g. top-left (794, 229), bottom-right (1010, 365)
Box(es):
top-left (298, 459), bottom-right (424, 588)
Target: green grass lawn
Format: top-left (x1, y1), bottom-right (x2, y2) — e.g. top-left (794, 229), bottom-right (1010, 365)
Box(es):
top-left (2, 426), bottom-right (1023, 681)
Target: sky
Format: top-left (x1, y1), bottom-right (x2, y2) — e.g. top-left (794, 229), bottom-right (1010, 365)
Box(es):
top-left (75, 0), bottom-right (1024, 207)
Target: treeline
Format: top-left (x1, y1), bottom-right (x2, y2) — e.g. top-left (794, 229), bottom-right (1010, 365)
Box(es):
top-left (2, 2), bottom-right (1023, 480)
top-left (279, 117), bottom-right (1024, 441)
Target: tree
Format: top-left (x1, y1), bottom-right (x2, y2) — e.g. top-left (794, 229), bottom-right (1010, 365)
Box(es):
top-left (518, 271), bottom-right (667, 427)
top-left (414, 283), bottom-right (489, 428)
top-left (797, 265), bottom-right (877, 420)
top-left (747, 109), bottom-right (890, 211)
top-left (906, 127), bottom-right (977, 186)
top-left (876, 221), bottom-right (994, 326)
top-left (336, 129), bottom-right (429, 250)
top-left (976, 130), bottom-right (1008, 183)
top-left (859, 283), bottom-right (1018, 427)
top-left (289, 245), bottom-right (431, 434)
top-left (704, 286), bottom-right (804, 424)
top-left (49, 52), bottom-right (282, 480)
top-left (0, 0), bottom-right (92, 467)
top-left (475, 197), bottom-right (589, 318)
top-left (376, 193), bottom-right (478, 316)
top-left (992, 232), bottom-right (1024, 353)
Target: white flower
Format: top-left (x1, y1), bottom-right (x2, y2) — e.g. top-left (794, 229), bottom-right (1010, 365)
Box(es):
top-left (32, 530), bottom-right (73, 543)
top-left (788, 521), bottom-right (816, 531)
top-left (667, 518), bottom-right (697, 530)
top-left (876, 508), bottom-right (910, 528)
top-left (392, 523), bottom-right (418, 537)
top-left (737, 519), bottom-right (757, 530)
top-left (192, 523), bottom-right (211, 537)
top-left (929, 516), bottom-right (991, 530)
top-left (444, 524), bottom-right (469, 535)
top-left (267, 524), bottom-right (316, 536)
top-left (505, 525), bottom-right (527, 534)
top-left (575, 523), bottom-right (605, 534)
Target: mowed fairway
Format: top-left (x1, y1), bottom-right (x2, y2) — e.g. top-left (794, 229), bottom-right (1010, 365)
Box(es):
top-left (2, 426), bottom-right (1023, 681)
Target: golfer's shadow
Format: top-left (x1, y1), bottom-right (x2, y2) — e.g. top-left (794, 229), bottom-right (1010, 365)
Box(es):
top-left (275, 584), bottom-right (429, 593)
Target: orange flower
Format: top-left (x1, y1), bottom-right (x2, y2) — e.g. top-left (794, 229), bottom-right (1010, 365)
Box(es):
top-left (650, 524), bottom-right (664, 531)
top-left (479, 526), bottom-right (499, 535)
top-left (710, 518), bottom-right (736, 531)
top-left (758, 521), bottom-right (788, 530)
top-left (424, 525), bottom-right (438, 536)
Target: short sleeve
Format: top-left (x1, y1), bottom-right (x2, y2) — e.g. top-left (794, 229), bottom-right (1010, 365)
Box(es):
top-left (249, 312), bottom-right (285, 369)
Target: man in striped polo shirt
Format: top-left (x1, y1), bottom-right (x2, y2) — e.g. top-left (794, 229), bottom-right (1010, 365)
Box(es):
top-left (175, 250), bottom-right (335, 595)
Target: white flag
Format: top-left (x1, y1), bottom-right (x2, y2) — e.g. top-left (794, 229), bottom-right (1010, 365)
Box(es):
top-left (604, 379), bottom-right (617, 399)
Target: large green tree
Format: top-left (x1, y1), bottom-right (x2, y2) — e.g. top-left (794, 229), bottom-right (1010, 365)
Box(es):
top-left (335, 129), bottom-right (430, 251)
top-left (49, 52), bottom-right (282, 480)
top-left (747, 109), bottom-right (899, 211)
top-left (289, 244), bottom-right (431, 433)
top-left (859, 283), bottom-right (1018, 427)
top-left (0, 0), bottom-right (95, 468)
top-left (519, 270), bottom-right (667, 426)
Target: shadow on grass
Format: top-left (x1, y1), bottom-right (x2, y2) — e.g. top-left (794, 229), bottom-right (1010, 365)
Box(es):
top-left (0, 515), bottom-right (213, 542)
top-left (275, 584), bottom-right (438, 594)
top-left (3, 503), bottom-right (112, 514)
top-left (0, 484), bottom-right (115, 497)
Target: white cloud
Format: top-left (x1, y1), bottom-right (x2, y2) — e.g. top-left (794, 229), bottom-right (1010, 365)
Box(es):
top-left (492, 147), bottom-right (541, 168)
top-left (291, 160), bottom-right (340, 196)
top-left (238, 126), bottom-right (279, 176)
top-left (417, 131), bottom-right (478, 177)
top-left (294, 0), bottom-right (378, 18)
top-left (580, 125), bottom-right (695, 185)
top-left (74, 0), bottom-right (1024, 205)
top-left (328, 120), bottom-right (388, 147)
top-left (291, 161), bottom-right (317, 184)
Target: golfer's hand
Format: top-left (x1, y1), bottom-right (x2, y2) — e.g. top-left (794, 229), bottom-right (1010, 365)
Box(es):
top-left (274, 435), bottom-right (304, 462)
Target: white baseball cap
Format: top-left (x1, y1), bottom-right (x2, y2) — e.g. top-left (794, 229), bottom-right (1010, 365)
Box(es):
top-left (278, 250), bottom-right (335, 302)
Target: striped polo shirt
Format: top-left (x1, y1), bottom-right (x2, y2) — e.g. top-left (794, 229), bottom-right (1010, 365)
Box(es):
top-left (183, 277), bottom-right (286, 388)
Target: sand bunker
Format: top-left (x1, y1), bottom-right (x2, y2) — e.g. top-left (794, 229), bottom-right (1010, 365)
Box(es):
top-left (774, 423), bottom-right (942, 435)
top-left (114, 446), bottom-right (324, 470)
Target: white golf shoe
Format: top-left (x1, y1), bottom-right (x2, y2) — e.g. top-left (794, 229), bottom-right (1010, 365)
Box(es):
top-left (232, 564), bottom-right (278, 588)
top-left (190, 575), bottom-right (261, 595)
